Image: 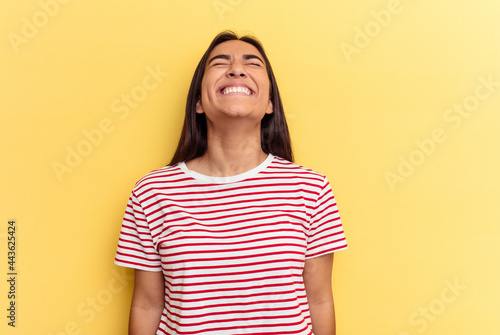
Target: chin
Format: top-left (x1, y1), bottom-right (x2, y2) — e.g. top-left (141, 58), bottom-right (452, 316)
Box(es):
top-left (221, 107), bottom-right (256, 119)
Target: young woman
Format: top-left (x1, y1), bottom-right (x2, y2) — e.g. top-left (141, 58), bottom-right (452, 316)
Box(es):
top-left (115, 31), bottom-right (348, 335)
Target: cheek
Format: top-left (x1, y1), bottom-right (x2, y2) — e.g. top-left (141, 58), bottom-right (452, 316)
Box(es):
top-left (262, 82), bottom-right (271, 101)
top-left (261, 77), bottom-right (271, 97)
top-left (200, 77), bottom-right (210, 95)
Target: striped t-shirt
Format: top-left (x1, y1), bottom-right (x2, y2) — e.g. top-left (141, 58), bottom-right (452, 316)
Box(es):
top-left (114, 154), bottom-right (348, 334)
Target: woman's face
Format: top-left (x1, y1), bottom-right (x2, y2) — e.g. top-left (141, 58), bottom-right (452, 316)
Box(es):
top-left (196, 40), bottom-right (273, 126)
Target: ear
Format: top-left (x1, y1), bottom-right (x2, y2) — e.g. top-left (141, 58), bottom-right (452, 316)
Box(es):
top-left (196, 100), bottom-right (204, 114)
top-left (265, 100), bottom-right (273, 114)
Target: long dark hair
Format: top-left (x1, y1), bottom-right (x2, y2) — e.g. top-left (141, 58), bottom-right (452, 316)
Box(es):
top-left (169, 31), bottom-right (293, 165)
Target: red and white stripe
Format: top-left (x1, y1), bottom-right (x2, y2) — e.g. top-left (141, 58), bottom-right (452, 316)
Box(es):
top-left (115, 155), bottom-right (347, 334)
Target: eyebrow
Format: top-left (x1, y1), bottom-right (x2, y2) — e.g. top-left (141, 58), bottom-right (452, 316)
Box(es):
top-left (243, 54), bottom-right (265, 64)
top-left (207, 54), bottom-right (265, 65)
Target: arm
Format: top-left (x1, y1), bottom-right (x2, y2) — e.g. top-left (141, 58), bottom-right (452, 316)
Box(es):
top-left (303, 253), bottom-right (336, 335)
top-left (129, 269), bottom-right (165, 335)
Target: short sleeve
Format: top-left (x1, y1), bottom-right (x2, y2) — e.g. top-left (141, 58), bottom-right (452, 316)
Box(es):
top-left (305, 177), bottom-right (348, 259)
top-left (114, 191), bottom-right (162, 271)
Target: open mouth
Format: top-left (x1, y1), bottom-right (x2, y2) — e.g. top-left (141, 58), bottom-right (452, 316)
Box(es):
top-left (219, 85), bottom-right (254, 95)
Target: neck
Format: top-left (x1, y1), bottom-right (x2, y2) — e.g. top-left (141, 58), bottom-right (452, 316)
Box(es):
top-left (187, 121), bottom-right (268, 177)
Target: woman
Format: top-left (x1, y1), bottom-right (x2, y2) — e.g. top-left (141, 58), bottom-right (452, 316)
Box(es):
top-left (115, 31), bottom-right (348, 335)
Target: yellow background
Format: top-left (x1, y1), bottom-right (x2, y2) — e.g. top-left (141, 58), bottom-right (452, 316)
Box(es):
top-left (1, 0), bottom-right (499, 334)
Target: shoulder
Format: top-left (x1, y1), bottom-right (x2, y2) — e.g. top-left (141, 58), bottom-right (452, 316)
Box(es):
top-left (267, 155), bottom-right (328, 186)
top-left (132, 163), bottom-right (188, 194)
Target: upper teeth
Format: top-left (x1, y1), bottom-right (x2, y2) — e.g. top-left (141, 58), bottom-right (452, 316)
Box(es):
top-left (222, 86), bottom-right (251, 95)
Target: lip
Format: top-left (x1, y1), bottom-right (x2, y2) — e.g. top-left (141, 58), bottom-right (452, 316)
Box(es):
top-left (218, 83), bottom-right (255, 95)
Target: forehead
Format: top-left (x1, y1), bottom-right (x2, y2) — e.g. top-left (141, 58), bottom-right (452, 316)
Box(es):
top-left (208, 40), bottom-right (264, 61)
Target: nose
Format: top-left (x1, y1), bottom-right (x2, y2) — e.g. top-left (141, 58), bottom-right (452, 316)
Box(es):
top-left (227, 62), bottom-right (246, 78)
